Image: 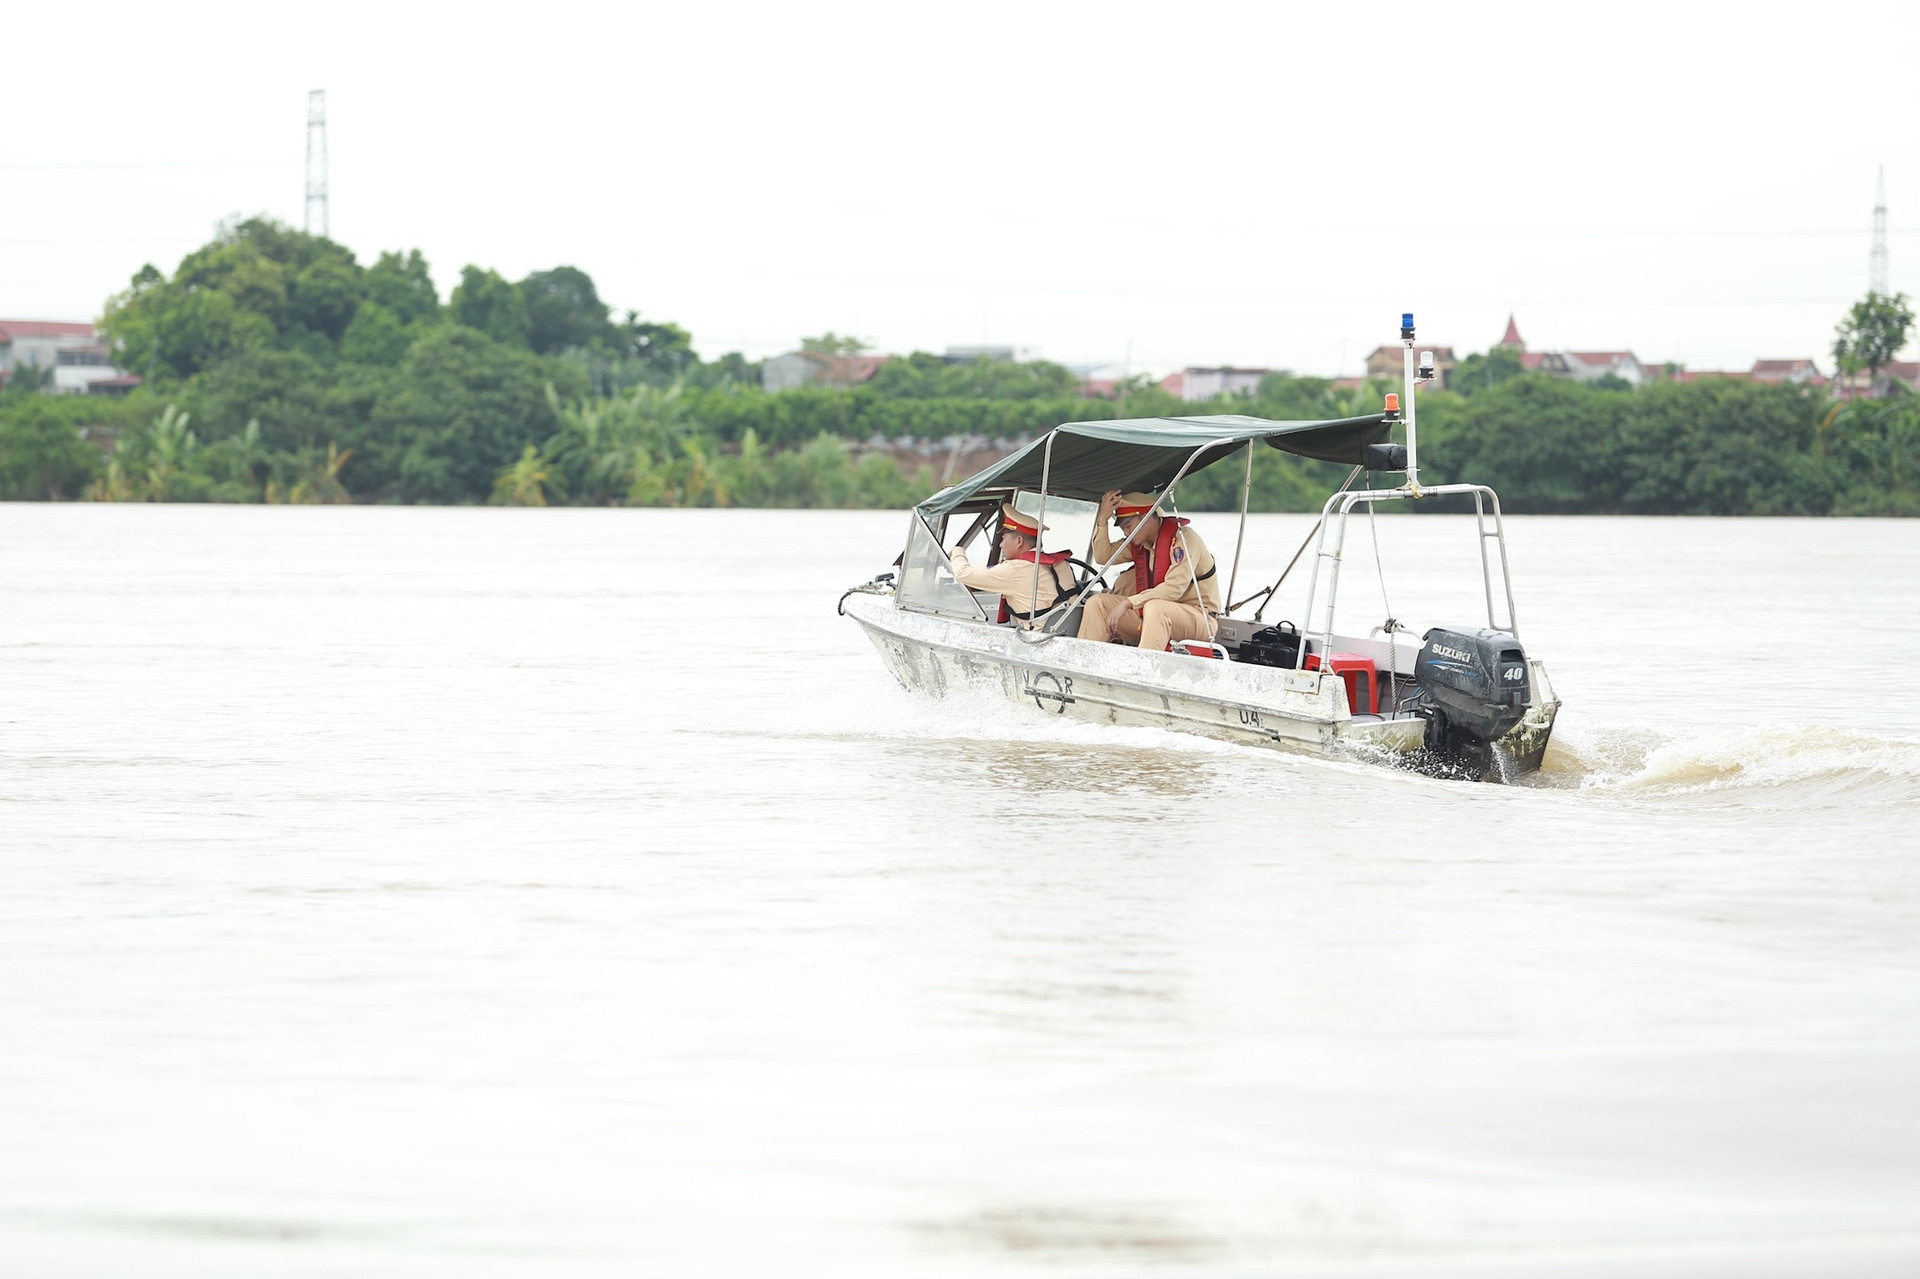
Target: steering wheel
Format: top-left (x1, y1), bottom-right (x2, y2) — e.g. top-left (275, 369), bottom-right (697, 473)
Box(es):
top-left (1065, 558), bottom-right (1109, 596)
top-left (1021, 558), bottom-right (1110, 639)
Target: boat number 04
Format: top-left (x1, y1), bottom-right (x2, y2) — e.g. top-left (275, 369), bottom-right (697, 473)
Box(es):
top-left (1024, 671), bottom-right (1074, 713)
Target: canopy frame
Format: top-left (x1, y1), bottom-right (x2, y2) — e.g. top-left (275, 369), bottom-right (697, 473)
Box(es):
top-left (914, 412), bottom-right (1392, 526)
top-left (900, 410), bottom-right (1400, 645)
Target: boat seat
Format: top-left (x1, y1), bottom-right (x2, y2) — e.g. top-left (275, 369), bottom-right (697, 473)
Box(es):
top-left (1043, 604), bottom-right (1085, 636)
top-left (1306, 651), bottom-right (1378, 714)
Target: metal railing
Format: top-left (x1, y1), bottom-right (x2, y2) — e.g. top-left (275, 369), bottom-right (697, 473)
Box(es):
top-left (1296, 483), bottom-right (1519, 671)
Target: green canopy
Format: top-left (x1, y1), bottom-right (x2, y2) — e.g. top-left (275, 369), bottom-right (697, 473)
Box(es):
top-left (916, 413), bottom-right (1391, 521)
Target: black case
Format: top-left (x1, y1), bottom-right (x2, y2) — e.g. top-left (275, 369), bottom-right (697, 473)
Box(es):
top-left (1237, 621), bottom-right (1303, 668)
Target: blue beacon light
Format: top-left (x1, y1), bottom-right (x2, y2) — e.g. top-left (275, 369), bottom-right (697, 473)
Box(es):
top-left (1401, 312), bottom-right (1414, 333)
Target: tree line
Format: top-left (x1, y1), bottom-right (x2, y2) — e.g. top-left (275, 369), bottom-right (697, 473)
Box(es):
top-left (0, 216), bottom-right (1914, 514)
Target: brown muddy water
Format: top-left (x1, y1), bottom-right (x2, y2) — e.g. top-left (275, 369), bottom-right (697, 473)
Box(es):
top-left (1, 506), bottom-right (1916, 1277)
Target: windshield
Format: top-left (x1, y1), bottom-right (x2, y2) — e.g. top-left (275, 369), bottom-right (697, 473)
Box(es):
top-left (1009, 491), bottom-right (1097, 564)
top-left (896, 514), bottom-right (988, 621)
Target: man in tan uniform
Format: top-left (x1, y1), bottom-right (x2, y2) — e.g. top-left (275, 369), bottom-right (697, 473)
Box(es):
top-left (948, 503), bottom-right (1075, 627)
top-left (1077, 490), bottom-right (1221, 651)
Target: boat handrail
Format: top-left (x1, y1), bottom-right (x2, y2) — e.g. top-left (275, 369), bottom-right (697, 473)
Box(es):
top-left (1297, 481), bottom-right (1519, 671)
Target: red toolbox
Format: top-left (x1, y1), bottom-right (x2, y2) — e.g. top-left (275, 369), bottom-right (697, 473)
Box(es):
top-left (1305, 652), bottom-right (1378, 714)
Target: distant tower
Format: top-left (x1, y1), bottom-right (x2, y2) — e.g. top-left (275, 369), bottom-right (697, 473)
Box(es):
top-left (1870, 165), bottom-right (1889, 296)
top-left (304, 89), bottom-right (329, 238)
top-left (1495, 313), bottom-right (1526, 352)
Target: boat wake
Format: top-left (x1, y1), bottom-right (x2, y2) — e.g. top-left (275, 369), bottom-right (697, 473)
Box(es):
top-left (1537, 721), bottom-right (1920, 810)
top-left (840, 663), bottom-right (1920, 809)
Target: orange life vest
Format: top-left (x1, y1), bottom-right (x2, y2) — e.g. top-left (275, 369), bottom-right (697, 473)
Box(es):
top-left (997, 549), bottom-right (1075, 623)
top-left (1131, 517), bottom-right (1190, 590)
top-left (1127, 518), bottom-right (1216, 604)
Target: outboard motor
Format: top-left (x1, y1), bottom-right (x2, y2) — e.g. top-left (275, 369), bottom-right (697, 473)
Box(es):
top-left (1415, 627), bottom-right (1531, 754)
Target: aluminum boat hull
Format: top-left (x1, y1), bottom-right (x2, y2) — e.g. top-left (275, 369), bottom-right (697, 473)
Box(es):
top-left (843, 593), bottom-right (1559, 781)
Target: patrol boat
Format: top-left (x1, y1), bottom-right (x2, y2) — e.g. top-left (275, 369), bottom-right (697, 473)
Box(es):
top-left (838, 314), bottom-right (1560, 782)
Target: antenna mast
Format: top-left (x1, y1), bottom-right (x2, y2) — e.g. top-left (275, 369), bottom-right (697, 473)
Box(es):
top-left (305, 89), bottom-right (329, 238)
top-left (1870, 165), bottom-right (1889, 296)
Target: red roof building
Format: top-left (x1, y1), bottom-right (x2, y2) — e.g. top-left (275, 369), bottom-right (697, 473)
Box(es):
top-left (0, 319), bottom-right (134, 394)
top-left (1664, 368), bottom-right (1748, 383)
top-left (1492, 318), bottom-right (1838, 392)
top-left (760, 349), bottom-right (893, 392)
top-left (1649, 359), bottom-right (1828, 387)
top-left (1562, 350), bottom-right (1647, 385)
top-left (1363, 345), bottom-right (1457, 389)
top-left (1750, 358), bottom-right (1822, 384)
top-left (1167, 366), bottom-right (1271, 402)
top-left (1490, 317), bottom-right (1644, 385)
top-left (0, 320), bottom-right (95, 340)
top-left (1832, 360), bottom-right (1917, 395)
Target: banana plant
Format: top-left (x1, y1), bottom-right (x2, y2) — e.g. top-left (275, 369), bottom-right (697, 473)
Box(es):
top-left (491, 443), bottom-right (564, 507)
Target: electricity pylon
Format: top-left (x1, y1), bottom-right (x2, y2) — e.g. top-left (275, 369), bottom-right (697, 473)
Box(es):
top-left (305, 89), bottom-right (329, 238)
top-left (1870, 165), bottom-right (1889, 296)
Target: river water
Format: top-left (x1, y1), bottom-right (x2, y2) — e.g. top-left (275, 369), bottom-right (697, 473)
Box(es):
top-left (2, 505), bottom-right (1917, 1277)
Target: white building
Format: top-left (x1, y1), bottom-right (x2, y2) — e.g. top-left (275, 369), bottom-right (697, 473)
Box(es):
top-left (1560, 350), bottom-right (1647, 387)
top-left (1161, 366), bottom-right (1269, 401)
top-left (1500, 317), bottom-right (1647, 387)
top-left (0, 320), bottom-right (135, 394)
top-left (943, 345), bottom-right (1037, 364)
top-left (761, 351), bottom-right (817, 392)
top-left (760, 350), bottom-right (892, 392)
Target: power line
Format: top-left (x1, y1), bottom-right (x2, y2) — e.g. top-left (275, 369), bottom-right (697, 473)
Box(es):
top-left (0, 160), bottom-right (286, 171)
top-left (0, 237), bottom-right (204, 246)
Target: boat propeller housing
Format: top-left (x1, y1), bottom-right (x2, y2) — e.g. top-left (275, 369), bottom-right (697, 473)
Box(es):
top-left (1415, 626), bottom-right (1531, 745)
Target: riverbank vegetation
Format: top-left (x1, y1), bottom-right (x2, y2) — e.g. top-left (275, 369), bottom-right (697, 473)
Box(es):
top-left (2, 217), bottom-right (1915, 514)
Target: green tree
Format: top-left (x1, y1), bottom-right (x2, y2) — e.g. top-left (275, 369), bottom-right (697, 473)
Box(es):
top-left (520, 266), bottom-right (613, 355)
top-left (266, 441), bottom-right (354, 504)
top-left (545, 380), bottom-right (692, 503)
top-left (369, 326), bottom-right (581, 502)
top-left (0, 398), bottom-right (104, 498)
top-left (687, 351), bottom-right (759, 389)
top-left (1826, 398), bottom-right (1920, 510)
top-left (182, 348), bottom-right (364, 456)
top-left (800, 332), bottom-right (867, 357)
top-left (1833, 291), bottom-right (1915, 391)
top-left (449, 266), bottom-right (531, 347)
top-left (620, 313), bottom-right (696, 380)
top-left (339, 251), bottom-right (440, 367)
top-left (339, 302), bottom-right (414, 366)
top-left (92, 404), bottom-right (220, 502)
top-left (100, 217), bottom-right (365, 379)
top-left (866, 351), bottom-right (1080, 400)
top-left (288, 256), bottom-right (365, 344)
top-left (103, 280), bottom-right (275, 381)
top-left (1448, 346), bottom-right (1527, 396)
top-left (491, 444), bottom-right (563, 505)
top-left (1416, 375), bottom-right (1836, 515)
top-left (365, 249), bottom-right (440, 325)
top-left (198, 418), bottom-right (271, 495)
top-left (0, 361), bottom-right (55, 397)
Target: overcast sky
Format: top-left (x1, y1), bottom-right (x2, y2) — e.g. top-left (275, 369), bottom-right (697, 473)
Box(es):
top-left (4, 0), bottom-right (1915, 375)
